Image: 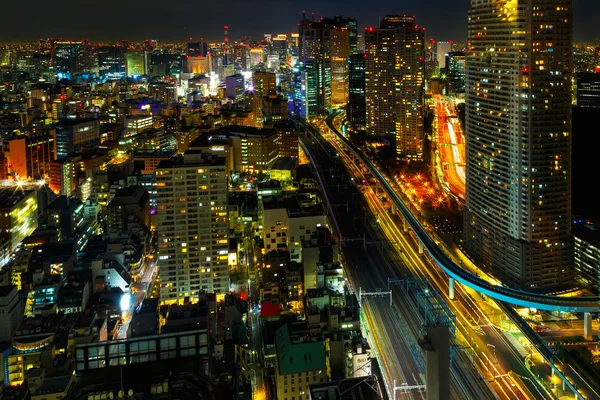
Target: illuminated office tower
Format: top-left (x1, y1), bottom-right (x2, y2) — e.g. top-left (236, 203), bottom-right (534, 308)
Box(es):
top-left (252, 71), bottom-right (277, 97)
top-left (53, 41), bottom-right (86, 77)
top-left (126, 50), bottom-right (148, 77)
top-left (0, 189), bottom-right (38, 252)
top-left (365, 16), bottom-right (425, 161)
top-left (155, 151), bottom-right (229, 303)
top-left (348, 53), bottom-right (366, 131)
top-left (297, 12), bottom-right (334, 117)
top-left (445, 51), bottom-right (466, 95)
top-left (320, 16), bottom-right (358, 55)
top-left (98, 46), bottom-right (126, 79)
top-left (464, 0), bottom-right (573, 290)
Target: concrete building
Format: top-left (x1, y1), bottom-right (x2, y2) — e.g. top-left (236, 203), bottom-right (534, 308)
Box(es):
top-left (155, 151), bottom-right (229, 302)
top-left (1, 131), bottom-right (56, 180)
top-left (106, 185), bottom-right (150, 233)
top-left (464, 0), bottom-right (574, 290)
top-left (262, 194), bottom-right (327, 262)
top-left (365, 16), bottom-right (425, 161)
top-left (226, 74), bottom-right (245, 102)
top-left (0, 285), bottom-right (24, 342)
top-left (576, 72), bottom-right (600, 108)
top-left (0, 188), bottom-right (38, 252)
top-left (53, 118), bottom-right (100, 159)
top-left (192, 126), bottom-right (279, 174)
top-left (274, 324), bottom-right (330, 400)
top-left (330, 30), bottom-right (350, 105)
top-left (572, 221), bottom-right (600, 290)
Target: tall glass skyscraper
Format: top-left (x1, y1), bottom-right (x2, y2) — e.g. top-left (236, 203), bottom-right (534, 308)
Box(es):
top-left (464, 0), bottom-right (573, 291)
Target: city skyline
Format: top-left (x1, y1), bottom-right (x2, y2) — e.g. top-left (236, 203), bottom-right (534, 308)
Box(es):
top-left (1, 0), bottom-right (599, 43)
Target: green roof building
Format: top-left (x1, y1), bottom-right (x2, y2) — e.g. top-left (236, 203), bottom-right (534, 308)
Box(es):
top-left (274, 324), bottom-right (330, 400)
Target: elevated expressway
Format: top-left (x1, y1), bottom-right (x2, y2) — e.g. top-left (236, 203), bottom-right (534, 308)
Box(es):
top-left (324, 112), bottom-right (599, 314)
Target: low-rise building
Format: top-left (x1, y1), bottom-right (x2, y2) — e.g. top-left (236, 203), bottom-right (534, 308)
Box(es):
top-left (0, 285), bottom-right (24, 342)
top-left (274, 323), bottom-right (330, 400)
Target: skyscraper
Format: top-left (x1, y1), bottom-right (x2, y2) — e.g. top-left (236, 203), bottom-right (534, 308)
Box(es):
top-left (436, 41), bottom-right (452, 69)
top-left (464, 0), bottom-right (573, 290)
top-left (348, 53), bottom-right (366, 131)
top-left (445, 51), bottom-right (466, 95)
top-left (98, 46), bottom-right (126, 79)
top-left (320, 16), bottom-right (359, 55)
top-left (53, 41), bottom-right (86, 77)
top-left (297, 12), bottom-right (333, 117)
top-left (330, 29), bottom-right (350, 104)
top-left (365, 16), bottom-right (425, 161)
top-left (156, 151), bottom-right (229, 303)
top-left (253, 71), bottom-right (277, 97)
top-left (126, 50), bottom-right (148, 77)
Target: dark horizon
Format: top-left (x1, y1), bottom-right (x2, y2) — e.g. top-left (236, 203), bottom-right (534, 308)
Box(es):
top-left (0, 0), bottom-right (598, 44)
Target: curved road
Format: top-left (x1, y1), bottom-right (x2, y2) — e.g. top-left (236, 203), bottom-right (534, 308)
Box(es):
top-left (324, 112), bottom-right (599, 313)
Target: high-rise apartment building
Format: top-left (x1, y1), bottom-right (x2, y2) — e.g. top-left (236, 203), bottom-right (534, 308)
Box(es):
top-left (2, 131), bottom-right (56, 180)
top-left (365, 16), bottom-right (425, 160)
top-left (156, 151), bottom-right (229, 303)
top-left (464, 0), bottom-right (573, 290)
top-left (348, 53), bottom-right (366, 131)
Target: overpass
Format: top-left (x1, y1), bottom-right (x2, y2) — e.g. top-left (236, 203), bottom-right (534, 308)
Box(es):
top-left (315, 112), bottom-right (599, 313)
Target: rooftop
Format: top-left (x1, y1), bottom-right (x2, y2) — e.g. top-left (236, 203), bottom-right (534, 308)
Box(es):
top-left (210, 124), bottom-right (277, 138)
top-left (275, 324), bottom-right (327, 375)
top-left (573, 221), bottom-right (600, 248)
top-left (156, 151), bottom-right (226, 169)
top-left (55, 118), bottom-right (98, 127)
top-left (310, 376), bottom-right (382, 400)
top-left (0, 188), bottom-right (35, 209)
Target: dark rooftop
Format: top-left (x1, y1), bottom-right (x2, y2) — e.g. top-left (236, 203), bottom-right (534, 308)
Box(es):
top-left (0, 188), bottom-right (35, 209)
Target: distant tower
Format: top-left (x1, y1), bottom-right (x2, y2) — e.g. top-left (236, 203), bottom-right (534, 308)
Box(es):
top-left (224, 26), bottom-right (229, 52)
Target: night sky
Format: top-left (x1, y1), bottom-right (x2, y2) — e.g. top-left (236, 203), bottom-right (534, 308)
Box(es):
top-left (1, 0), bottom-right (598, 43)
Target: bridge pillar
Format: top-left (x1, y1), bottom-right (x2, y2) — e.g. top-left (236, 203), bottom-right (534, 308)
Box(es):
top-left (584, 312), bottom-right (592, 340)
top-left (403, 219), bottom-right (408, 232)
top-left (418, 241), bottom-right (424, 255)
top-left (448, 278), bottom-right (455, 300)
top-left (562, 378), bottom-right (566, 391)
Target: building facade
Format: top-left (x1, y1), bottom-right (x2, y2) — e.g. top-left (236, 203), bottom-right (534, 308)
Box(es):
top-left (464, 0), bottom-right (573, 290)
top-left (446, 51), bottom-right (466, 96)
top-left (54, 119), bottom-right (100, 159)
top-left (365, 16), bottom-right (425, 160)
top-left (348, 53), bottom-right (366, 131)
top-left (576, 72), bottom-right (600, 108)
top-left (156, 152), bottom-right (229, 302)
